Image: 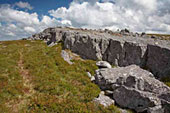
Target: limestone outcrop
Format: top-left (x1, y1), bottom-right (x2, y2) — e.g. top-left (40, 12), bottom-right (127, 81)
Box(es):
top-left (27, 27), bottom-right (170, 112)
top-left (93, 91), bottom-right (115, 107)
top-left (96, 61), bottom-right (112, 69)
top-left (94, 65), bottom-right (170, 113)
top-left (61, 50), bottom-right (73, 65)
top-left (28, 27), bottom-right (170, 78)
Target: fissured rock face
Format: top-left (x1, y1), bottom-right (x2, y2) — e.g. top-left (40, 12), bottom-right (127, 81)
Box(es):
top-left (147, 45), bottom-right (170, 78)
top-left (28, 27), bottom-right (170, 78)
top-left (94, 65), bottom-right (170, 113)
top-left (62, 30), bottom-right (170, 78)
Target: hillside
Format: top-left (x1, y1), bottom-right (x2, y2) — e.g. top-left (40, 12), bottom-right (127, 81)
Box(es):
top-left (0, 40), bottom-right (133, 113)
top-left (1, 27), bottom-right (170, 113)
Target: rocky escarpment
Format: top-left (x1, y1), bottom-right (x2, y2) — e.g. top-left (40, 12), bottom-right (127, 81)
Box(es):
top-left (27, 27), bottom-right (170, 78)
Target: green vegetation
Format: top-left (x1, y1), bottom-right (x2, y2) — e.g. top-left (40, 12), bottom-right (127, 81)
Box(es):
top-left (147, 33), bottom-right (170, 40)
top-left (0, 40), bottom-right (131, 113)
top-left (161, 77), bottom-right (170, 87)
top-left (0, 41), bottom-right (25, 113)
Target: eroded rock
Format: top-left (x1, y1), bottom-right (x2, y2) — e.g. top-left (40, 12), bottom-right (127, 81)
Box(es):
top-left (86, 72), bottom-right (95, 82)
top-left (93, 91), bottom-right (115, 107)
top-left (113, 86), bottom-right (161, 112)
top-left (94, 65), bottom-right (170, 113)
top-left (28, 27), bottom-right (170, 78)
top-left (96, 61), bottom-right (112, 69)
top-left (147, 44), bottom-right (170, 78)
top-left (61, 50), bottom-right (73, 65)
top-left (47, 42), bottom-right (57, 47)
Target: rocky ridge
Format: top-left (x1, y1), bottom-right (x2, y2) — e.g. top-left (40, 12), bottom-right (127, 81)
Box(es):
top-left (27, 27), bottom-right (170, 79)
top-left (26, 27), bottom-right (170, 113)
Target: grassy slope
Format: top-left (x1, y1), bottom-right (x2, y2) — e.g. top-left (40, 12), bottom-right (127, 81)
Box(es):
top-left (147, 33), bottom-right (170, 40)
top-left (0, 40), bottom-right (124, 113)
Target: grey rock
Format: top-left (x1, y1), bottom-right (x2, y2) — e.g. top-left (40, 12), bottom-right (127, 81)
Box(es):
top-left (103, 39), bottom-right (124, 66)
top-left (87, 72), bottom-right (92, 78)
top-left (113, 86), bottom-right (161, 112)
top-left (94, 92), bottom-right (115, 107)
top-left (63, 32), bottom-right (104, 60)
top-left (161, 101), bottom-right (170, 113)
top-left (94, 65), bottom-right (170, 112)
top-left (61, 28), bottom-right (170, 78)
top-left (96, 61), bottom-right (112, 69)
top-left (28, 27), bottom-right (170, 79)
top-left (86, 72), bottom-right (95, 82)
top-left (91, 76), bottom-right (95, 82)
top-left (147, 105), bottom-right (164, 113)
top-left (104, 90), bottom-right (114, 96)
top-left (147, 44), bottom-right (170, 78)
top-left (119, 109), bottom-right (130, 113)
top-left (29, 27), bottom-right (63, 43)
top-left (48, 42), bottom-right (57, 47)
top-left (61, 50), bottom-right (73, 65)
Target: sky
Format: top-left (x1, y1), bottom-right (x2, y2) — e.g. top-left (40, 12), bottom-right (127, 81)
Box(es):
top-left (0, 0), bottom-right (170, 41)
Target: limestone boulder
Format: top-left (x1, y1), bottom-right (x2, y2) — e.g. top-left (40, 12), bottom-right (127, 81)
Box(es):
top-left (96, 61), bottom-right (112, 69)
top-left (93, 91), bottom-right (115, 107)
top-left (61, 50), bottom-right (73, 65)
top-left (94, 65), bottom-right (170, 112)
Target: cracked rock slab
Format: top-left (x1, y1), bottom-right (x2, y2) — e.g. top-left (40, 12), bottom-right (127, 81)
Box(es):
top-left (94, 65), bottom-right (170, 113)
top-left (93, 92), bottom-right (115, 107)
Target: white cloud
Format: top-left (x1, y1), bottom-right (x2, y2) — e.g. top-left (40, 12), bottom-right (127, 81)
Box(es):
top-left (1, 0), bottom-right (170, 40)
top-left (49, 2), bottom-right (119, 28)
top-left (0, 6), bottom-right (39, 26)
top-left (41, 15), bottom-right (60, 27)
top-left (61, 20), bottom-right (72, 25)
top-left (15, 1), bottom-right (33, 10)
top-left (24, 27), bottom-right (36, 33)
top-left (0, 5), bottom-right (71, 40)
top-left (48, 0), bottom-right (170, 34)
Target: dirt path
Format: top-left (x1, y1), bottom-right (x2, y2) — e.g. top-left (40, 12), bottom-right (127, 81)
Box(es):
top-left (18, 50), bottom-right (35, 96)
top-left (7, 50), bottom-right (35, 112)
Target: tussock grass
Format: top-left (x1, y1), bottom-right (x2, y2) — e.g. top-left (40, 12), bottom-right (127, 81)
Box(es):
top-left (0, 40), bottom-right (126, 113)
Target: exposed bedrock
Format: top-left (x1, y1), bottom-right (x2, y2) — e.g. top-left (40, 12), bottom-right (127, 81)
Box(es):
top-left (63, 31), bottom-right (104, 60)
top-left (29, 27), bottom-right (170, 78)
top-left (94, 65), bottom-right (170, 113)
top-left (62, 31), bottom-right (170, 78)
top-left (147, 45), bottom-right (170, 78)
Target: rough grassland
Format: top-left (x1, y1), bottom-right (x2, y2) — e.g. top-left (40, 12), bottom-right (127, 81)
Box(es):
top-left (0, 40), bottom-right (126, 113)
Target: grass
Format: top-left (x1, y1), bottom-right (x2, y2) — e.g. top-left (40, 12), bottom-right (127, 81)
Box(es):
top-left (147, 33), bottom-right (170, 40)
top-left (0, 40), bottom-right (132, 113)
top-left (161, 77), bottom-right (170, 87)
top-left (0, 41), bottom-right (25, 112)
